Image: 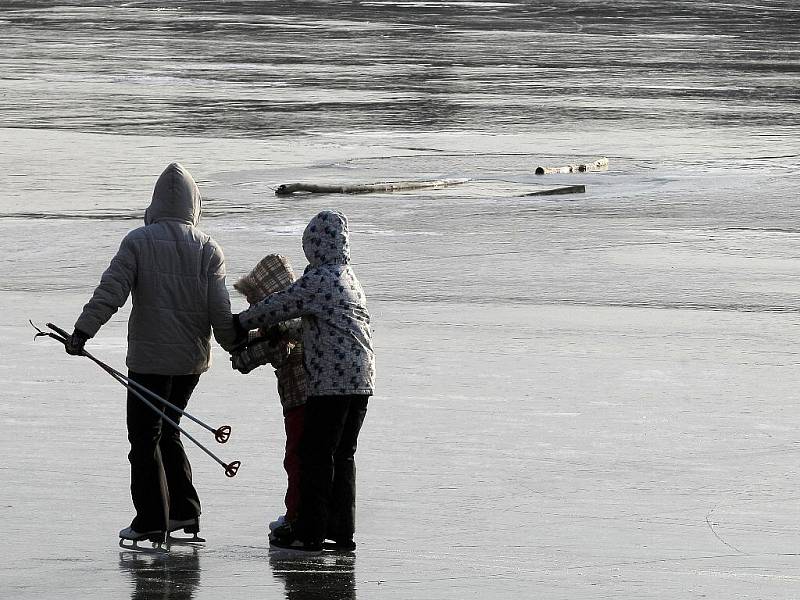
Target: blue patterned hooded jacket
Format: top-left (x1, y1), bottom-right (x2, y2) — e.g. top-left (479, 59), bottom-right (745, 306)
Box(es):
top-left (238, 211), bottom-right (375, 396)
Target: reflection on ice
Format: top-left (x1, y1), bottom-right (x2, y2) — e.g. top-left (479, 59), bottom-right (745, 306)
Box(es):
top-left (119, 549), bottom-right (201, 600)
top-left (269, 553), bottom-right (356, 600)
top-left (117, 538), bottom-right (357, 600)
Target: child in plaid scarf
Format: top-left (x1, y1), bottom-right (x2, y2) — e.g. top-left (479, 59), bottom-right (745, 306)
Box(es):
top-left (232, 254), bottom-right (307, 528)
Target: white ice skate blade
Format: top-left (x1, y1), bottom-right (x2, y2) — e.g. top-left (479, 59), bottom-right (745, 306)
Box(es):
top-left (119, 538), bottom-right (169, 555)
top-left (167, 534), bottom-right (206, 546)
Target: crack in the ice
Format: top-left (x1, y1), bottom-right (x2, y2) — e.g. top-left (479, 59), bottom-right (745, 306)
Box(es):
top-left (705, 504), bottom-right (746, 554)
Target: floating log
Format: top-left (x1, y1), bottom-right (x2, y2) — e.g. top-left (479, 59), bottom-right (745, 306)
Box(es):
top-left (522, 185), bottom-right (585, 197)
top-left (534, 157), bottom-right (608, 175)
top-left (275, 178), bottom-right (471, 196)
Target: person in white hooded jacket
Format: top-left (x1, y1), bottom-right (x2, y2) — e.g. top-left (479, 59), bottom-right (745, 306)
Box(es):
top-left (65, 162), bottom-right (238, 545)
top-left (234, 210), bottom-right (375, 553)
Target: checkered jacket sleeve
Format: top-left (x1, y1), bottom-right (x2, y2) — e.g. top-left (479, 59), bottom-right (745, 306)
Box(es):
top-left (275, 346), bottom-right (307, 411)
top-left (246, 339), bottom-right (291, 368)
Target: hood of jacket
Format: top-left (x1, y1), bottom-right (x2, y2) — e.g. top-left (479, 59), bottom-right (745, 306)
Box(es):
top-left (145, 162), bottom-right (201, 226)
top-left (302, 210), bottom-right (350, 267)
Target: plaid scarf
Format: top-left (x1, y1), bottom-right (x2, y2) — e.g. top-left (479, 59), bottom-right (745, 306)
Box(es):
top-left (235, 254), bottom-right (306, 409)
top-left (234, 254), bottom-right (296, 303)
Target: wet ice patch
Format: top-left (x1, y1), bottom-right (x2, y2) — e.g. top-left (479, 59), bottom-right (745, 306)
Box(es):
top-left (361, 230), bottom-right (443, 237)
top-left (271, 222), bottom-right (309, 236)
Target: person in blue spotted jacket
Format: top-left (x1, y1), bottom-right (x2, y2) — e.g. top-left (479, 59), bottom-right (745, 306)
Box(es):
top-left (233, 210), bottom-right (375, 553)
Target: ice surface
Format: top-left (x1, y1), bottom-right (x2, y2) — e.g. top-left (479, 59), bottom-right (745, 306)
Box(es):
top-left (3, 127), bottom-right (800, 598)
top-left (2, 0), bottom-right (800, 597)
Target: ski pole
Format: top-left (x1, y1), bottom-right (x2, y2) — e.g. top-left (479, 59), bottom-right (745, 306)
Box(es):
top-left (31, 321), bottom-right (241, 478)
top-left (108, 368), bottom-right (240, 478)
top-left (45, 322), bottom-right (231, 443)
top-left (116, 370), bottom-right (231, 443)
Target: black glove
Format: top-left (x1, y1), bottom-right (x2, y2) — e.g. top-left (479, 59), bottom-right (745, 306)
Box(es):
top-left (230, 347), bottom-right (259, 375)
top-left (64, 329), bottom-right (90, 356)
top-left (261, 324), bottom-right (283, 344)
top-left (230, 339), bottom-right (290, 374)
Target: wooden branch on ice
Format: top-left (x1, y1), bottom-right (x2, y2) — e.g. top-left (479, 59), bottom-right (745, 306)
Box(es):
top-left (522, 185), bottom-right (586, 197)
top-left (534, 157), bottom-right (608, 175)
top-left (275, 178), bottom-right (471, 196)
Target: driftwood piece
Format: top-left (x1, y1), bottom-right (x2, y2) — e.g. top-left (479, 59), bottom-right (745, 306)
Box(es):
top-left (275, 178), bottom-right (471, 196)
top-left (534, 157), bottom-right (608, 175)
top-left (522, 185), bottom-right (585, 197)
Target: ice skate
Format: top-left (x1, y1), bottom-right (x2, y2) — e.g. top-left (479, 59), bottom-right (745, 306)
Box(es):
top-left (167, 517), bottom-right (205, 544)
top-left (118, 526), bottom-right (168, 553)
top-left (269, 535), bottom-right (323, 555)
top-left (269, 514), bottom-right (287, 532)
top-left (268, 522), bottom-right (322, 555)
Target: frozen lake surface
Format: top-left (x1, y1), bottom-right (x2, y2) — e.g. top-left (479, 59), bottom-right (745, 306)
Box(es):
top-left (2, 1), bottom-right (800, 598)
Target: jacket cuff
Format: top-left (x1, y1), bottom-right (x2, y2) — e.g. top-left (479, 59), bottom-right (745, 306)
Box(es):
top-left (73, 316), bottom-right (100, 338)
top-left (238, 307), bottom-right (258, 330)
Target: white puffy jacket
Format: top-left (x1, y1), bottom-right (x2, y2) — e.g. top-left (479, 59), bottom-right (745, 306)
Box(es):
top-left (74, 163), bottom-right (237, 375)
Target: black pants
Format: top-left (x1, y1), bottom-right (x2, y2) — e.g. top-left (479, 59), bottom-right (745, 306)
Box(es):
top-left (127, 371), bottom-right (201, 532)
top-left (296, 394), bottom-right (369, 543)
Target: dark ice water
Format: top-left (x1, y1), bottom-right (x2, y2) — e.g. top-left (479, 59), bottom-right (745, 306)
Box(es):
top-left (2, 0), bottom-right (798, 135)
